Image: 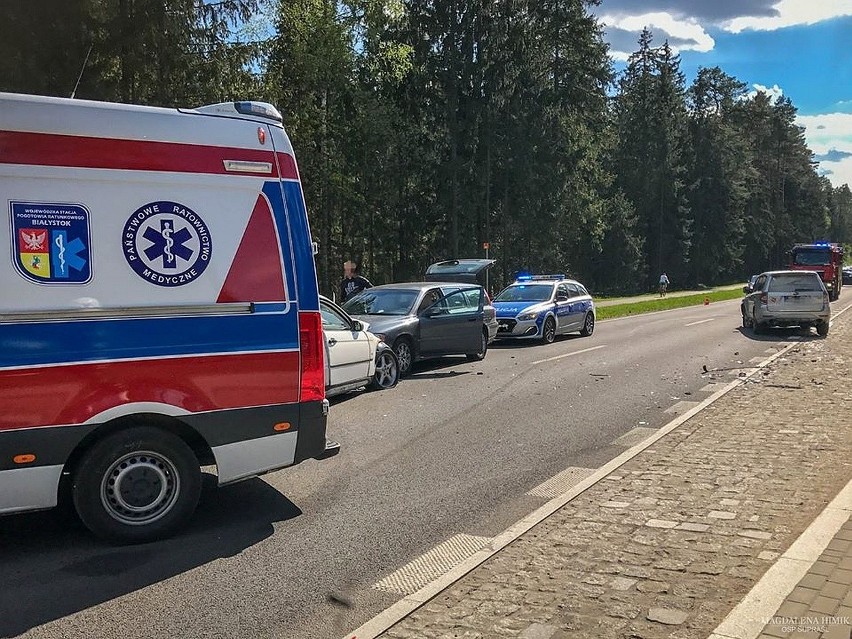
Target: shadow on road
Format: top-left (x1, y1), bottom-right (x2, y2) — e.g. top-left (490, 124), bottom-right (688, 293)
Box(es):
top-left (489, 334), bottom-right (585, 350)
top-left (408, 355), bottom-right (474, 377)
top-left (735, 325), bottom-right (821, 342)
top-left (0, 473), bottom-right (301, 638)
top-left (411, 369), bottom-right (471, 380)
top-left (326, 355), bottom-right (478, 405)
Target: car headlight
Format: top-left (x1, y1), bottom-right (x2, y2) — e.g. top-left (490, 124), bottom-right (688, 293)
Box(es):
top-left (518, 312), bottom-right (539, 321)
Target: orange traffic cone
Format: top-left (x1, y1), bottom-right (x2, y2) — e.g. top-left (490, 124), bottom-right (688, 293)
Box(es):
top-left (704, 296), bottom-right (710, 306)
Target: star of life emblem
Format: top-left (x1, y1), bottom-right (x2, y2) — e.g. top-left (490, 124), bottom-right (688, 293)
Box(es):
top-left (122, 201), bottom-right (212, 287)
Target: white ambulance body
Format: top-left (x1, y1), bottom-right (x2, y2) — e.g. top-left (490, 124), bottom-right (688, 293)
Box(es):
top-left (0, 93), bottom-right (337, 543)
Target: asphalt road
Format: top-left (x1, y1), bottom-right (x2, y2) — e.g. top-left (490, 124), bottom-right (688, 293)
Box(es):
top-left (2, 291), bottom-right (848, 639)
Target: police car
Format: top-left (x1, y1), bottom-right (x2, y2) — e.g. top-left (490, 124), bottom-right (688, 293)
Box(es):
top-left (492, 275), bottom-right (596, 343)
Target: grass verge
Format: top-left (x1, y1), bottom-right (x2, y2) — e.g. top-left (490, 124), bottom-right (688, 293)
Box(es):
top-left (596, 288), bottom-right (743, 320)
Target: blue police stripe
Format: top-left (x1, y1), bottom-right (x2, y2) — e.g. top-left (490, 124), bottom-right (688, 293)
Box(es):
top-left (0, 310), bottom-right (299, 369)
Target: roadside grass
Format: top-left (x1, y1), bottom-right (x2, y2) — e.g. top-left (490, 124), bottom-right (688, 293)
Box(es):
top-left (596, 288), bottom-right (743, 320)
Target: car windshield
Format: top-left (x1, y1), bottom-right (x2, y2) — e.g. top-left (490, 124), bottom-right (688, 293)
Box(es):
top-left (342, 289), bottom-right (419, 316)
top-left (792, 249), bottom-right (831, 266)
top-left (768, 274), bottom-right (823, 292)
top-left (494, 284), bottom-right (553, 302)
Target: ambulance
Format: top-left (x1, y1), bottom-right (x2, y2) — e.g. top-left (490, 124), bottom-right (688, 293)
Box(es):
top-left (0, 93), bottom-right (338, 543)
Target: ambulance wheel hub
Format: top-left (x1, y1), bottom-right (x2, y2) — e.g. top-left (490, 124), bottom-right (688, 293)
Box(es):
top-left (101, 451), bottom-right (180, 525)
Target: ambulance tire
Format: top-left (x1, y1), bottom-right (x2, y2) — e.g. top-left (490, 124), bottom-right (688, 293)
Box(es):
top-left (72, 426), bottom-right (201, 544)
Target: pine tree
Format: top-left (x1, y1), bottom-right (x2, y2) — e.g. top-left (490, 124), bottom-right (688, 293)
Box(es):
top-left (614, 30), bottom-right (692, 289)
top-left (686, 67), bottom-right (751, 284)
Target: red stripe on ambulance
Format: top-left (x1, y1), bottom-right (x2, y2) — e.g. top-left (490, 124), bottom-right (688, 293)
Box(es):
top-left (0, 352), bottom-right (300, 431)
top-left (0, 130), bottom-right (299, 179)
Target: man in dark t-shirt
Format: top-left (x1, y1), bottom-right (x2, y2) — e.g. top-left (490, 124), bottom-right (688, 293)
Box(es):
top-left (339, 260), bottom-right (372, 302)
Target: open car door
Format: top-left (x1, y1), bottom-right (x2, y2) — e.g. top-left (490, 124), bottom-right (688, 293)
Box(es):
top-left (425, 259), bottom-right (496, 285)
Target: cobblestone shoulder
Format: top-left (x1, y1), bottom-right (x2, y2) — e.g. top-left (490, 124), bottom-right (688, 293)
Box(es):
top-left (382, 312), bottom-right (852, 639)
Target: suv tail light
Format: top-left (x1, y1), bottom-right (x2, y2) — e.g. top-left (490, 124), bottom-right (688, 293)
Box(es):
top-left (299, 311), bottom-right (325, 402)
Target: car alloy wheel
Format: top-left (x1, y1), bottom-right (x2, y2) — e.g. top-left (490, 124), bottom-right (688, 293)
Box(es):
top-left (580, 312), bottom-right (595, 337)
top-left (373, 351), bottom-right (399, 389)
top-left (467, 330), bottom-right (488, 361)
top-left (542, 317), bottom-right (556, 344)
top-left (394, 339), bottom-right (413, 375)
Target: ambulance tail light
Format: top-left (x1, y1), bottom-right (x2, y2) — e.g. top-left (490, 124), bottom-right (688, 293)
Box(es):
top-left (299, 311), bottom-right (325, 403)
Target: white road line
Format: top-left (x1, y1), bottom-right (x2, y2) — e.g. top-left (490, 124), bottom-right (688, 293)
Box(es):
top-left (527, 467), bottom-right (596, 499)
top-left (684, 318), bottom-right (716, 327)
top-left (664, 400), bottom-right (701, 415)
top-left (371, 534), bottom-right (491, 596)
top-left (531, 344), bottom-right (607, 366)
top-left (611, 427), bottom-right (658, 448)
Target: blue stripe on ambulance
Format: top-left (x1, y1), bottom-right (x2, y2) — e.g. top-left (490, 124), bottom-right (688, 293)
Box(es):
top-left (263, 181), bottom-right (321, 313)
top-left (0, 310), bottom-right (299, 369)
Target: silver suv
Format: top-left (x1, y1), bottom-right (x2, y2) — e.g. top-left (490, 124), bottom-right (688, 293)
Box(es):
top-left (742, 270), bottom-right (830, 337)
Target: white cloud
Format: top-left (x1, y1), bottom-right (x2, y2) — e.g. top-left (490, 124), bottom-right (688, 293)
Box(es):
top-left (603, 11), bottom-right (716, 60)
top-left (798, 112), bottom-right (852, 187)
top-left (724, 0), bottom-right (852, 33)
top-left (748, 83), bottom-right (784, 102)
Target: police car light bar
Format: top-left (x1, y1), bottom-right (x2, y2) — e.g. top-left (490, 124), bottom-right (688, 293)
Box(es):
top-left (516, 274), bottom-right (566, 282)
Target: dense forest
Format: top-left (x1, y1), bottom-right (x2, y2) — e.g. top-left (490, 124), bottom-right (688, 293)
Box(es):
top-left (3, 0), bottom-right (851, 295)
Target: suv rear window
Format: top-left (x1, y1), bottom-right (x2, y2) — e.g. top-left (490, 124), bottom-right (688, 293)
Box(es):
top-left (768, 274), bottom-right (823, 292)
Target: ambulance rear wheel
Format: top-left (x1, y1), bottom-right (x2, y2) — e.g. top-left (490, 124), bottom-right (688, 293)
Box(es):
top-left (72, 426), bottom-right (201, 544)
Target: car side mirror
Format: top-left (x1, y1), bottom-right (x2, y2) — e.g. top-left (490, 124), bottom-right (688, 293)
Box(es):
top-left (743, 286), bottom-right (752, 294)
top-left (352, 320), bottom-right (364, 332)
top-left (556, 294), bottom-right (569, 302)
top-left (422, 306), bottom-right (441, 317)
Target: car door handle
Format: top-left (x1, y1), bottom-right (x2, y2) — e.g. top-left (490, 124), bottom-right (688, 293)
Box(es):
top-left (467, 317), bottom-right (478, 322)
top-left (328, 338), bottom-right (337, 346)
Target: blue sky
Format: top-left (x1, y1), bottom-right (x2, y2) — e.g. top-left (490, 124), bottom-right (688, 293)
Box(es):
top-left (598, 0), bottom-right (852, 187)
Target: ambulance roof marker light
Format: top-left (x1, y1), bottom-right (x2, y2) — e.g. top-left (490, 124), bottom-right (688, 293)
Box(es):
top-left (234, 101), bottom-right (283, 123)
top-left (194, 101), bottom-right (283, 123)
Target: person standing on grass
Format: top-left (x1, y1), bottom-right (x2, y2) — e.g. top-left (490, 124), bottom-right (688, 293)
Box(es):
top-left (339, 260), bottom-right (372, 302)
top-left (659, 272), bottom-right (670, 297)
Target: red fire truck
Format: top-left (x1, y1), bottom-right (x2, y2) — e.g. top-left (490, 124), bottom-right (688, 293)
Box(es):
top-left (788, 242), bottom-right (845, 301)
